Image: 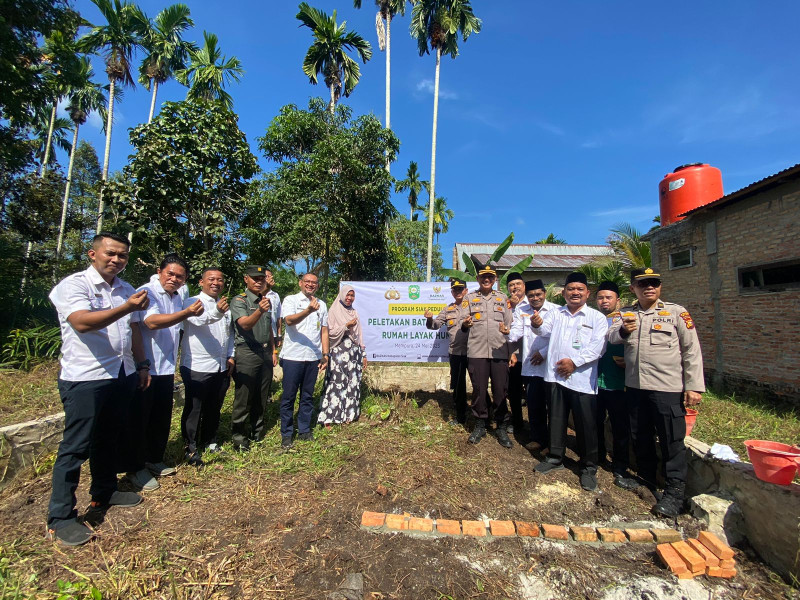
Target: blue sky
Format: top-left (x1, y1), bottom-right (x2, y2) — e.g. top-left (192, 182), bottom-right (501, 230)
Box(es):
top-left (65, 0), bottom-right (800, 265)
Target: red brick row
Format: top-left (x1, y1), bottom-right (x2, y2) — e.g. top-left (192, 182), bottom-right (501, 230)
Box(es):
top-left (657, 530), bottom-right (736, 580)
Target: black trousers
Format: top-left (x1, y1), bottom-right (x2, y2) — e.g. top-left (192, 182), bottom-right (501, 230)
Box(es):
top-left (48, 366), bottom-right (137, 529)
top-left (180, 367), bottom-right (229, 453)
top-left (525, 376), bottom-right (549, 446)
top-left (449, 353), bottom-right (468, 423)
top-left (548, 383), bottom-right (598, 469)
top-left (596, 387), bottom-right (637, 475)
top-left (467, 357), bottom-right (508, 423)
top-left (628, 387), bottom-right (687, 489)
top-left (124, 374), bottom-right (175, 471)
top-left (506, 361), bottom-right (525, 428)
top-left (232, 347), bottom-right (273, 446)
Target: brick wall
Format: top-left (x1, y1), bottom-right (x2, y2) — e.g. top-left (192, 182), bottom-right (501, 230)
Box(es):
top-left (649, 181), bottom-right (800, 401)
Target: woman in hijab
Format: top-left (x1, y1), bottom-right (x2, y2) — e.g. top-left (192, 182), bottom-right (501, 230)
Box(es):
top-left (318, 285), bottom-right (367, 426)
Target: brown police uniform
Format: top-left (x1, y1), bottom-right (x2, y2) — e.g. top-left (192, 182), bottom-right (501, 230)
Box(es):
top-left (607, 298), bottom-right (704, 497)
top-left (427, 300), bottom-right (469, 422)
top-left (464, 289), bottom-right (513, 422)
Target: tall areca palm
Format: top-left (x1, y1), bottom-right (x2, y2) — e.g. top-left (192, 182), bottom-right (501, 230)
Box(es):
top-left (176, 31), bottom-right (243, 110)
top-left (410, 0), bottom-right (481, 281)
top-left (78, 0), bottom-right (147, 231)
top-left (39, 30), bottom-right (77, 177)
top-left (430, 195), bottom-right (453, 242)
top-left (608, 222), bottom-right (651, 269)
top-left (395, 161), bottom-right (428, 220)
top-left (57, 58), bottom-right (107, 258)
top-left (297, 3), bottom-right (372, 115)
top-left (353, 0), bottom-right (409, 172)
top-left (139, 3), bottom-right (195, 123)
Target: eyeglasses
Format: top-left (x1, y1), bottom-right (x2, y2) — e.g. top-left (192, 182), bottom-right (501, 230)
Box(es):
top-left (636, 279), bottom-right (662, 289)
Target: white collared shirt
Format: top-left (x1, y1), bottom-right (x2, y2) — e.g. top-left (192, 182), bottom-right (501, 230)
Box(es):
top-left (265, 289), bottom-right (282, 337)
top-left (508, 300), bottom-right (557, 378)
top-left (280, 292), bottom-right (328, 362)
top-left (149, 273), bottom-right (189, 303)
top-left (139, 277), bottom-right (184, 376)
top-left (49, 265), bottom-right (141, 382)
top-left (180, 292), bottom-right (233, 373)
top-left (534, 303), bottom-right (608, 394)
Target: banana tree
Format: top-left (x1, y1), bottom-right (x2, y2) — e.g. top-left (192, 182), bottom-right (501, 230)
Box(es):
top-left (439, 231), bottom-right (534, 288)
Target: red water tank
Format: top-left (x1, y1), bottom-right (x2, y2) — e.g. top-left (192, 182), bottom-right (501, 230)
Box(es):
top-left (658, 163), bottom-right (723, 226)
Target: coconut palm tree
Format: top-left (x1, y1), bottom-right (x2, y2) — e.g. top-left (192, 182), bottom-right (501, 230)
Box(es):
top-left (296, 3), bottom-right (372, 115)
top-left (176, 31), bottom-right (243, 110)
top-left (430, 195), bottom-right (453, 242)
top-left (410, 0), bottom-right (481, 281)
top-left (78, 0), bottom-right (147, 231)
top-left (395, 161), bottom-right (428, 220)
top-left (353, 0), bottom-right (409, 172)
top-left (139, 3), bottom-right (195, 123)
top-left (56, 58), bottom-right (107, 258)
top-left (608, 222), bottom-right (651, 269)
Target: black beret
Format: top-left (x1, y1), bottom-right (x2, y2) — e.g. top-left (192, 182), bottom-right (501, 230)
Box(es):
top-left (506, 272), bottom-right (523, 284)
top-left (525, 279), bottom-right (545, 292)
top-left (564, 272), bottom-right (588, 286)
top-left (596, 280), bottom-right (620, 295)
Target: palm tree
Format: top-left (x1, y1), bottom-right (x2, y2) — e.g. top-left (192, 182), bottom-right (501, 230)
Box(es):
top-left (139, 3), bottom-right (195, 123)
top-left (57, 58), bottom-right (107, 259)
top-left (353, 0), bottom-right (409, 172)
top-left (395, 161), bottom-right (428, 219)
top-left (176, 31), bottom-right (243, 110)
top-left (39, 30), bottom-right (76, 177)
top-left (30, 108), bottom-right (73, 166)
top-left (410, 0), bottom-right (481, 281)
top-left (535, 233), bottom-right (566, 244)
top-left (608, 222), bottom-right (651, 269)
top-left (296, 3), bottom-right (372, 115)
top-left (430, 195), bottom-right (453, 242)
top-left (78, 0), bottom-right (147, 232)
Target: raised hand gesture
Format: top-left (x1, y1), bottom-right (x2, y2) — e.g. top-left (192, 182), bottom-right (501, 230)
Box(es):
top-left (126, 289), bottom-right (150, 312)
top-left (257, 296), bottom-right (272, 313)
top-left (216, 296), bottom-right (229, 313)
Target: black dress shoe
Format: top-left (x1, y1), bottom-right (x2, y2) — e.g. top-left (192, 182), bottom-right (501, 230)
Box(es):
top-left (613, 473), bottom-right (640, 490)
top-left (653, 494), bottom-right (683, 518)
top-left (46, 520), bottom-right (93, 546)
top-left (496, 427), bottom-right (513, 448)
top-left (185, 451), bottom-right (204, 467)
top-left (580, 469), bottom-right (598, 492)
top-left (534, 459), bottom-right (565, 474)
top-left (468, 420), bottom-right (486, 444)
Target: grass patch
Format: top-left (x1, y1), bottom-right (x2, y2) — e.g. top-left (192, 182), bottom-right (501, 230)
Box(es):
top-left (0, 361), bottom-right (61, 426)
top-left (692, 388), bottom-right (800, 457)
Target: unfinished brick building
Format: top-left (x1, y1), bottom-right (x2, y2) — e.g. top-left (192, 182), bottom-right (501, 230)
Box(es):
top-left (646, 164), bottom-right (800, 401)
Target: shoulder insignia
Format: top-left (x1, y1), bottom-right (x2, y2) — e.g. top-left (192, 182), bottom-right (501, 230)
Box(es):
top-left (506, 300), bottom-right (512, 309)
top-left (657, 301), bottom-right (665, 308)
top-left (461, 300), bottom-right (468, 308)
top-left (679, 311), bottom-right (694, 329)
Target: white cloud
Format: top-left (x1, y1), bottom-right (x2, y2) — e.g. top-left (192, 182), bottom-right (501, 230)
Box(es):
top-left (533, 119), bottom-right (564, 136)
top-left (515, 217), bottom-right (526, 225)
top-left (416, 78), bottom-right (459, 100)
top-left (589, 205), bottom-right (656, 219)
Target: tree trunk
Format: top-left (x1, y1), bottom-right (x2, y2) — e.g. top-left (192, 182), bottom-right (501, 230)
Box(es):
top-left (384, 12), bottom-right (391, 173)
top-left (425, 47), bottom-right (441, 282)
top-left (40, 104), bottom-right (57, 177)
top-left (56, 123), bottom-right (80, 259)
top-left (329, 83), bottom-right (336, 116)
top-left (148, 79), bottom-right (159, 123)
top-left (97, 77), bottom-right (116, 232)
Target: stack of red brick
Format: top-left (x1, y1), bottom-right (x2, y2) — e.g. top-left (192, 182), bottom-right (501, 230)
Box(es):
top-left (657, 531), bottom-right (736, 579)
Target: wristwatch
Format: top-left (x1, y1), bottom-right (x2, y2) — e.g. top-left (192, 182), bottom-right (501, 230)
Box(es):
top-left (136, 359), bottom-right (151, 371)
top-left (323, 353), bottom-right (330, 357)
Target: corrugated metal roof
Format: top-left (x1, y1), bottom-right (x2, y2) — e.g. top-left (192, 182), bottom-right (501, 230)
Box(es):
top-left (679, 162), bottom-right (800, 217)
top-left (455, 243), bottom-right (612, 270)
top-left (470, 253), bottom-right (604, 271)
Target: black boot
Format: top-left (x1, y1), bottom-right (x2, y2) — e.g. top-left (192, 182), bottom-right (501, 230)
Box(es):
top-left (653, 480), bottom-right (685, 518)
top-left (496, 426), bottom-right (513, 448)
top-left (468, 419), bottom-right (486, 444)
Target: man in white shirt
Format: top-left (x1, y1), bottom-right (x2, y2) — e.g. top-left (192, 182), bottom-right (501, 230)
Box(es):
top-left (507, 279), bottom-right (557, 448)
top-left (279, 273), bottom-right (329, 449)
top-left (125, 254), bottom-right (204, 491)
top-left (264, 269), bottom-right (282, 344)
top-left (46, 233), bottom-right (151, 546)
top-left (531, 272), bottom-right (608, 491)
top-left (179, 267), bottom-right (233, 466)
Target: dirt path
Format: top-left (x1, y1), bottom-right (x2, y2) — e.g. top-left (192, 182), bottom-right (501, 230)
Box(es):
top-left (0, 391), bottom-right (796, 599)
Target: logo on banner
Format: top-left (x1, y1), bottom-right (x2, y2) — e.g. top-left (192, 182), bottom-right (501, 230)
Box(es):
top-left (408, 285), bottom-right (420, 300)
top-left (384, 288), bottom-right (401, 300)
top-left (433, 286), bottom-right (442, 293)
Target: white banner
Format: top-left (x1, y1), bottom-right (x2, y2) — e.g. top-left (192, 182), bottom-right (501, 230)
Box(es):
top-left (343, 281), bottom-right (451, 362)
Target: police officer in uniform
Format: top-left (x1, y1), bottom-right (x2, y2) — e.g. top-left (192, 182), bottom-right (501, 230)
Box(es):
top-left (607, 268), bottom-right (704, 517)
top-left (230, 265), bottom-right (277, 451)
top-left (425, 278), bottom-right (469, 425)
top-left (461, 264), bottom-right (513, 447)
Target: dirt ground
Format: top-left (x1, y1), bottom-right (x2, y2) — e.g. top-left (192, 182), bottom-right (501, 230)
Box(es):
top-left (1, 390), bottom-right (797, 599)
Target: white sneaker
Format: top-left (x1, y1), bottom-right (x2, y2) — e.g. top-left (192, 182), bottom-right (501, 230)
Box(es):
top-left (205, 443), bottom-right (222, 454)
top-left (146, 462), bottom-right (177, 477)
top-left (127, 468), bottom-right (160, 491)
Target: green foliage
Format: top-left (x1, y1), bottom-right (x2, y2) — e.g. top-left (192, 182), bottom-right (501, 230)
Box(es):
top-left (2, 169), bottom-right (66, 243)
top-left (245, 98), bottom-right (399, 296)
top-left (607, 222), bottom-right (651, 269)
top-left (535, 233), bottom-right (566, 244)
top-left (138, 3), bottom-right (196, 89)
top-left (55, 579), bottom-right (102, 600)
top-left (410, 0), bottom-right (482, 59)
top-left (2, 326), bottom-right (62, 369)
top-left (296, 3), bottom-right (372, 111)
top-left (440, 232), bottom-right (533, 287)
top-left (385, 218), bottom-right (443, 281)
top-left (175, 31), bottom-right (242, 110)
top-left (106, 99), bottom-right (258, 280)
top-left (395, 161), bottom-right (428, 220)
